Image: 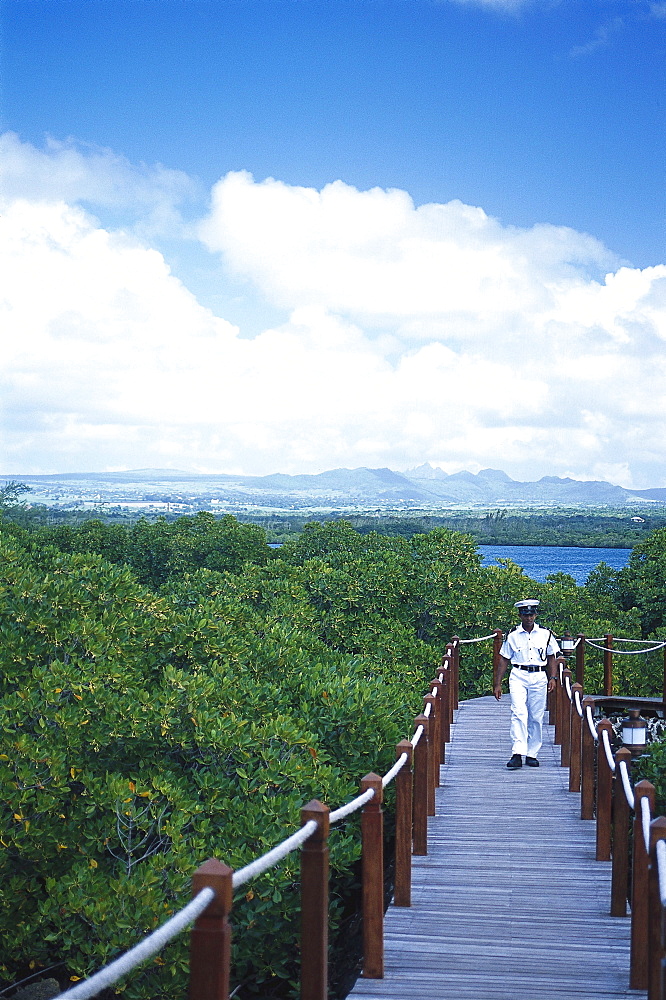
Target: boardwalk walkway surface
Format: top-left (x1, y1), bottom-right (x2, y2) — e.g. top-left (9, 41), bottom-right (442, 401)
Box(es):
top-left (349, 695), bottom-right (645, 1000)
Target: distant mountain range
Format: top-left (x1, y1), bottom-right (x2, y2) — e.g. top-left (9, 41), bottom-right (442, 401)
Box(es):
top-left (3, 465), bottom-right (666, 511)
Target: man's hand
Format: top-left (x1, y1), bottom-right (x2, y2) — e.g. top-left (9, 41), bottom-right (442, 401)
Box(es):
top-left (493, 682), bottom-right (502, 701)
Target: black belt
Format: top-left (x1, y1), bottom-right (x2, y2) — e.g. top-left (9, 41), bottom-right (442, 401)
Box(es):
top-left (512, 664), bottom-right (547, 673)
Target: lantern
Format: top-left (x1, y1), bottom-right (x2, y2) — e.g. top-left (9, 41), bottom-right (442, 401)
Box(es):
top-left (560, 632), bottom-right (575, 656)
top-left (621, 709), bottom-right (648, 757)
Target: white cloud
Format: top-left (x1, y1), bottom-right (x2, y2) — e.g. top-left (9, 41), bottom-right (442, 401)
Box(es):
top-left (569, 18), bottom-right (624, 58)
top-left (0, 132), bottom-right (199, 237)
top-left (2, 137), bottom-right (666, 486)
top-left (443, 0), bottom-right (529, 11)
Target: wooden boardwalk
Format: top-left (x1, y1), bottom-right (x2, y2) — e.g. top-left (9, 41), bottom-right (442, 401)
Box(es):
top-left (349, 695), bottom-right (645, 1000)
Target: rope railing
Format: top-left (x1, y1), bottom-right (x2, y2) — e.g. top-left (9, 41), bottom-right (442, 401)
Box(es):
top-left (57, 888), bottom-right (216, 999)
top-left (232, 821), bottom-right (319, 888)
top-left (618, 759), bottom-right (635, 809)
top-left (601, 728), bottom-right (616, 772)
top-left (585, 638), bottom-right (666, 655)
top-left (457, 632), bottom-right (496, 644)
top-left (641, 794), bottom-right (653, 855)
top-left (657, 839), bottom-right (666, 908)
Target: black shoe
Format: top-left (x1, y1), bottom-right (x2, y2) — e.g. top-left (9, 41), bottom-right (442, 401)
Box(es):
top-left (525, 756), bottom-right (539, 767)
top-left (506, 754), bottom-right (523, 769)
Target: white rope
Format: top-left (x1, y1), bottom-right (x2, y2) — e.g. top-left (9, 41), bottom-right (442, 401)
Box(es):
top-left (586, 705), bottom-right (598, 741)
top-left (382, 752), bottom-right (408, 788)
top-left (585, 639), bottom-right (666, 655)
top-left (657, 839), bottom-right (666, 908)
top-left (565, 675), bottom-right (573, 701)
top-left (457, 632), bottom-right (497, 644)
top-left (424, 701), bottom-right (432, 718)
top-left (411, 724), bottom-right (424, 747)
top-left (619, 759), bottom-right (635, 810)
top-left (601, 729), bottom-right (616, 772)
top-left (574, 689), bottom-right (583, 717)
top-left (56, 887), bottom-right (215, 999)
top-left (232, 821), bottom-right (318, 888)
top-left (614, 637), bottom-right (666, 646)
top-left (329, 787), bottom-right (375, 825)
top-left (642, 795), bottom-right (652, 855)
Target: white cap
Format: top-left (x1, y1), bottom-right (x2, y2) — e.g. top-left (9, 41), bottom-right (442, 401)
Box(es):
top-left (514, 599), bottom-right (539, 609)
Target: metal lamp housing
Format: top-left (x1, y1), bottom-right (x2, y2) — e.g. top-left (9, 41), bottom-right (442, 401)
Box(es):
top-left (622, 709), bottom-right (648, 757)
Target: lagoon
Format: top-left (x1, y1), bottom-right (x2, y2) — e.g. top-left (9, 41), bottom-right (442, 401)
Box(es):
top-left (478, 544), bottom-right (631, 585)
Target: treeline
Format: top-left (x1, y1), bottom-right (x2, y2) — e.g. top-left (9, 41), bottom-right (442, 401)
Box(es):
top-left (236, 510), bottom-right (664, 548)
top-left (1, 512), bottom-right (666, 998)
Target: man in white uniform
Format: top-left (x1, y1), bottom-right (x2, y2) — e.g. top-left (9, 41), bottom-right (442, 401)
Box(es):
top-left (493, 599), bottom-right (560, 769)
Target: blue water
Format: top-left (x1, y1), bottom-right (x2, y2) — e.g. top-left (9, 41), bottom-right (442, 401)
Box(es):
top-left (478, 544), bottom-right (631, 585)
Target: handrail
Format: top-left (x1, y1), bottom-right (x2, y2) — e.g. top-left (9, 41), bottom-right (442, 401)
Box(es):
top-left (601, 728), bottom-right (616, 772)
top-left (57, 888), bottom-right (216, 999)
top-left (642, 794), bottom-right (652, 855)
top-left (457, 632), bottom-right (496, 644)
top-left (585, 638), bottom-right (666, 655)
top-left (618, 759), bottom-right (635, 809)
top-left (233, 821), bottom-right (319, 887)
top-left (657, 839), bottom-right (666, 907)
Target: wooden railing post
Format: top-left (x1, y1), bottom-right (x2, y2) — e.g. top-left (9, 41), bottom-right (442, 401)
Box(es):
top-left (631, 780), bottom-right (656, 990)
top-left (300, 800), bottom-right (330, 1000)
top-left (576, 634), bottom-right (586, 686)
top-left (554, 658), bottom-right (564, 746)
top-left (561, 667), bottom-right (573, 767)
top-left (440, 660), bottom-right (451, 743)
top-left (611, 748), bottom-right (632, 917)
top-left (412, 714), bottom-right (429, 856)
top-left (429, 681), bottom-right (443, 780)
top-left (596, 719), bottom-right (614, 861)
top-left (604, 634), bottom-right (613, 696)
top-left (569, 683), bottom-right (583, 793)
top-left (648, 817), bottom-right (666, 1000)
top-left (450, 638), bottom-right (460, 709)
top-left (581, 696), bottom-right (596, 820)
top-left (394, 741), bottom-right (413, 908)
top-left (492, 628), bottom-right (503, 688)
top-left (189, 859), bottom-right (233, 1000)
top-left (360, 773), bottom-right (384, 979)
top-left (424, 693), bottom-right (436, 815)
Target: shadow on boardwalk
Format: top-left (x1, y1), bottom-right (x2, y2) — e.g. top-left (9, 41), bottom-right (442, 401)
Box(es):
top-left (349, 695), bottom-right (644, 1000)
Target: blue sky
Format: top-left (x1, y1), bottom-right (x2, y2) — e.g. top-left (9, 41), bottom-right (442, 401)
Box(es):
top-left (1, 0), bottom-right (665, 485)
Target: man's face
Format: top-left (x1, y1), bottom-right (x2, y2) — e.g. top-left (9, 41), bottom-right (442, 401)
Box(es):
top-left (519, 610), bottom-right (537, 628)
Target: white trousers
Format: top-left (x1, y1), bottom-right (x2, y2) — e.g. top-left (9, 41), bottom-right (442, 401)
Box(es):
top-left (509, 668), bottom-right (548, 757)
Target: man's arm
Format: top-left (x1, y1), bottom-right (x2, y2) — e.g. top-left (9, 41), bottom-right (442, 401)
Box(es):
top-left (494, 654), bottom-right (511, 701)
top-left (546, 653), bottom-right (558, 692)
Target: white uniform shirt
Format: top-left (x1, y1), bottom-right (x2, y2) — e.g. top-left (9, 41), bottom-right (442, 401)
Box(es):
top-left (500, 623), bottom-right (560, 665)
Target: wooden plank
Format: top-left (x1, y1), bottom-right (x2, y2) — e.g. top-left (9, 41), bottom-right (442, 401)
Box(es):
top-left (348, 695), bottom-right (644, 1000)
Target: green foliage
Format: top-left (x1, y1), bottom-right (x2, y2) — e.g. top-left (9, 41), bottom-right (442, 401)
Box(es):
top-left (3, 512), bottom-right (664, 998)
top-left (614, 528), bottom-right (666, 635)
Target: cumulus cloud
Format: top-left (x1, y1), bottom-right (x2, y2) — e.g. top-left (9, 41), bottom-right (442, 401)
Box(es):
top-left (0, 132), bottom-right (200, 236)
top-left (2, 136), bottom-right (666, 485)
